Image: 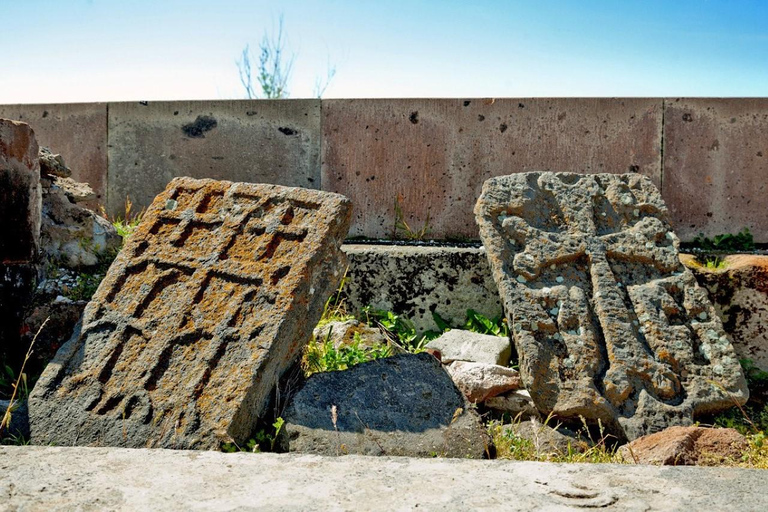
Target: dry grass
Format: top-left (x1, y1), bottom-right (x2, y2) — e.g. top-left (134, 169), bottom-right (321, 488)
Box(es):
top-left (489, 415), bottom-right (625, 464)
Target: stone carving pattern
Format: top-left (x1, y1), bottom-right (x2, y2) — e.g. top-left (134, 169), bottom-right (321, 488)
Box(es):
top-left (476, 173), bottom-right (747, 439)
top-left (36, 179), bottom-right (340, 447)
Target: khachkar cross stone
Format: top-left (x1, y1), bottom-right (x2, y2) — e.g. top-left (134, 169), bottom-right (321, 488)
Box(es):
top-left (475, 172), bottom-right (748, 440)
top-left (29, 177), bottom-right (351, 449)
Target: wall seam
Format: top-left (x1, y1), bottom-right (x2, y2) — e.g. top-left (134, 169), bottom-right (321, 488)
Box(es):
top-left (659, 98), bottom-right (665, 192)
top-left (319, 99), bottom-right (324, 191)
top-left (105, 102), bottom-right (110, 211)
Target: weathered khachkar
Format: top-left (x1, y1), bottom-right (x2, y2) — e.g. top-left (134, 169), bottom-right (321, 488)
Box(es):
top-left (29, 177), bottom-right (351, 449)
top-left (475, 172), bottom-right (748, 440)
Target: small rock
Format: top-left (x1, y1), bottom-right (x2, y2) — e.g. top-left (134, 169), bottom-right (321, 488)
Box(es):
top-left (502, 419), bottom-right (589, 456)
top-left (484, 389), bottom-right (540, 420)
top-left (283, 353), bottom-right (490, 458)
top-left (425, 329), bottom-right (511, 366)
top-left (39, 147), bottom-right (71, 178)
top-left (618, 426), bottom-right (748, 466)
top-left (312, 319), bottom-right (389, 349)
top-left (40, 173), bottom-right (121, 268)
top-left (52, 176), bottom-right (96, 203)
top-left (445, 360), bottom-right (521, 403)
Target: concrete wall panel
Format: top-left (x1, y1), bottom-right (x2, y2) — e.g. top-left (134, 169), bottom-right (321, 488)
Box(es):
top-left (107, 100), bottom-right (321, 217)
top-left (322, 98), bottom-right (662, 239)
top-left (0, 103), bottom-right (107, 207)
top-left (663, 98), bottom-right (768, 242)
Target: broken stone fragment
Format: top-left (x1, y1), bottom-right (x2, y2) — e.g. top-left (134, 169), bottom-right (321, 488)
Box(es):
top-left (29, 177), bottom-right (352, 450)
top-left (282, 353), bottom-right (490, 458)
top-left (39, 146), bottom-right (72, 178)
top-left (445, 360), bottom-right (521, 403)
top-left (40, 175), bottom-right (120, 268)
top-left (425, 329), bottom-right (511, 366)
top-left (484, 389), bottom-right (540, 421)
top-left (475, 172), bottom-right (749, 441)
top-left (312, 319), bottom-right (389, 350)
top-left (618, 426), bottom-right (748, 466)
top-left (51, 176), bottom-right (96, 203)
top-left (682, 253), bottom-right (768, 374)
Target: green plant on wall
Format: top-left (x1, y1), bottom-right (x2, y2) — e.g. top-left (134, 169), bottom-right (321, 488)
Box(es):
top-left (692, 228), bottom-right (755, 252)
top-left (393, 195), bottom-right (431, 241)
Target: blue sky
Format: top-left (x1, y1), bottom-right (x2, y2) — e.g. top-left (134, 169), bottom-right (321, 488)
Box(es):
top-left (1, 0), bottom-right (766, 103)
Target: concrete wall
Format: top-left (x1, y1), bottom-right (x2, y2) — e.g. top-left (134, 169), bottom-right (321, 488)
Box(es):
top-left (107, 100), bottom-right (321, 218)
top-left (1, 98), bottom-right (766, 241)
top-left (323, 98), bottom-right (661, 239)
top-left (0, 103), bottom-right (107, 208)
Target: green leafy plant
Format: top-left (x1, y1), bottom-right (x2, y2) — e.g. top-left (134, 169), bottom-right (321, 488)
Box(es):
top-left (100, 197), bottom-right (144, 240)
top-left (66, 272), bottom-right (103, 302)
top-left (692, 228), bottom-right (755, 252)
top-left (393, 194), bottom-right (431, 241)
top-left (362, 307), bottom-right (431, 353)
top-left (303, 332), bottom-right (392, 376)
top-left (464, 309), bottom-right (509, 337)
top-left (316, 267), bottom-right (354, 328)
top-left (222, 417), bottom-right (285, 453)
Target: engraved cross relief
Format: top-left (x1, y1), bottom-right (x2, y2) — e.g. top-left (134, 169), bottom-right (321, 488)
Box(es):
top-left (63, 182), bottom-right (313, 442)
top-left (482, 173), bottom-right (744, 437)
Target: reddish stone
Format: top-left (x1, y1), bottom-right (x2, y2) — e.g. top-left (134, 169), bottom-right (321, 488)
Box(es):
top-left (0, 119), bottom-right (40, 262)
top-left (620, 426), bottom-right (748, 466)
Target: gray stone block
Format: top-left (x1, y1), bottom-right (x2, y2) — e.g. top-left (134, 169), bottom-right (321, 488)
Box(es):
top-left (3, 445), bottom-right (768, 510)
top-left (426, 329), bottom-right (511, 365)
top-left (343, 244), bottom-right (502, 334)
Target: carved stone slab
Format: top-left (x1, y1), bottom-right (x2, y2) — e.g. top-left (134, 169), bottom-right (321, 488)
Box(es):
top-left (29, 177), bottom-right (351, 449)
top-left (475, 172), bottom-right (748, 440)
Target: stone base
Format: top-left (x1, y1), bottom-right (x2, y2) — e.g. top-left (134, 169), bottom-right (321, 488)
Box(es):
top-left (1, 446), bottom-right (766, 510)
top-left (683, 254), bottom-right (768, 372)
top-left (343, 244), bottom-right (501, 333)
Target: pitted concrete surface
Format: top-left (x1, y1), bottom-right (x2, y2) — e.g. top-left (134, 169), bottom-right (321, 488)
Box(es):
top-left (1, 446), bottom-right (766, 511)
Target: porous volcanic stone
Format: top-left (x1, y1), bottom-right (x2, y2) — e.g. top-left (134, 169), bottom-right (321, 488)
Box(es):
top-left (475, 172), bottom-right (749, 441)
top-left (29, 177), bottom-right (351, 449)
top-left (282, 353), bottom-right (490, 458)
top-left (682, 254), bottom-right (768, 373)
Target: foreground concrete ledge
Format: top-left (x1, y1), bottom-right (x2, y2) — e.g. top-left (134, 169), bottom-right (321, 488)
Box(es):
top-left (1, 446), bottom-right (765, 511)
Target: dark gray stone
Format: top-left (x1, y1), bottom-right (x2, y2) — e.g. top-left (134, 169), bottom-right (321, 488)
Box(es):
top-left (283, 353), bottom-right (490, 458)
